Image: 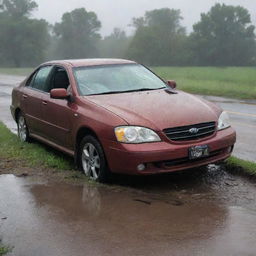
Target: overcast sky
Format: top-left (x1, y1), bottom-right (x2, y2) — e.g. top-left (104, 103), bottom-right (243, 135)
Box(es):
top-left (33, 0), bottom-right (256, 36)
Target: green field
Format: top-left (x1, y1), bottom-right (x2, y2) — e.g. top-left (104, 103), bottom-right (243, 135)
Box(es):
top-left (0, 67), bottom-right (255, 99)
top-left (153, 67), bottom-right (256, 99)
top-left (0, 68), bottom-right (32, 76)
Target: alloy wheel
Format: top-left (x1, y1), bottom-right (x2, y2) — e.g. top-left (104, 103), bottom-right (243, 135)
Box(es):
top-left (18, 115), bottom-right (28, 142)
top-left (81, 143), bottom-right (101, 180)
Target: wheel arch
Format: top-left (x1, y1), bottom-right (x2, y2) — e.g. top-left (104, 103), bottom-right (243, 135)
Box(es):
top-left (75, 126), bottom-right (100, 147)
top-left (75, 126), bottom-right (100, 163)
top-left (14, 108), bottom-right (21, 123)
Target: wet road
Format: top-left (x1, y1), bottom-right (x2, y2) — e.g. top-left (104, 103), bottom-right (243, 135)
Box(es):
top-left (0, 74), bottom-right (255, 161)
top-left (201, 95), bottom-right (256, 162)
top-left (1, 168), bottom-right (256, 256)
top-left (0, 75), bottom-right (26, 133)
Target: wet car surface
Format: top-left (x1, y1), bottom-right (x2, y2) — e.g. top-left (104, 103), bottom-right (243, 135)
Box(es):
top-left (0, 74), bottom-right (255, 162)
top-left (1, 168), bottom-right (256, 256)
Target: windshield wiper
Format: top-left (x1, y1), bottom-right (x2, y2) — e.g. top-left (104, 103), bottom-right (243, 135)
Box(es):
top-left (88, 87), bottom-right (166, 96)
top-left (88, 91), bottom-right (128, 96)
top-left (125, 87), bottom-right (166, 93)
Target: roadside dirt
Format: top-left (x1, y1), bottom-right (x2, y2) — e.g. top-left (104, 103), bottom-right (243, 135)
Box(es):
top-left (0, 157), bottom-right (80, 182)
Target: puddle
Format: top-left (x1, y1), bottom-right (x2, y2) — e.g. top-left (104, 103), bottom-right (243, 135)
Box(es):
top-left (1, 173), bottom-right (256, 256)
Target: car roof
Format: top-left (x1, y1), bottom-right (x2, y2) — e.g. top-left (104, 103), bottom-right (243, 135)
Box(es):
top-left (43, 58), bottom-right (136, 68)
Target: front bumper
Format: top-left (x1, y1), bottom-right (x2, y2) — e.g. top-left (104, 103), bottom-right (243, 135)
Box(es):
top-left (102, 127), bottom-right (236, 175)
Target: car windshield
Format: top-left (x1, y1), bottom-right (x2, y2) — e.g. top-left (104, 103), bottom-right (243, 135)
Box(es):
top-left (73, 64), bottom-right (166, 96)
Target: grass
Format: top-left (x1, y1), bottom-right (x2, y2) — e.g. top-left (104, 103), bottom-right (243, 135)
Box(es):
top-left (0, 122), bottom-right (73, 170)
top-left (0, 68), bottom-right (32, 76)
top-left (0, 243), bottom-right (11, 256)
top-left (0, 247), bottom-right (10, 256)
top-left (227, 156), bottom-right (256, 176)
top-left (153, 67), bottom-right (256, 100)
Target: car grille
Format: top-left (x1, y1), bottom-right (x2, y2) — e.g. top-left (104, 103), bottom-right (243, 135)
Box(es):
top-left (163, 122), bottom-right (216, 141)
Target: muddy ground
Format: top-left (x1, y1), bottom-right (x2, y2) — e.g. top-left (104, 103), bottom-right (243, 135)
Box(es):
top-left (1, 158), bottom-right (256, 256)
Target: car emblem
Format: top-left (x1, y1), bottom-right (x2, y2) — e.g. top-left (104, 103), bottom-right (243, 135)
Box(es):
top-left (189, 128), bottom-right (199, 134)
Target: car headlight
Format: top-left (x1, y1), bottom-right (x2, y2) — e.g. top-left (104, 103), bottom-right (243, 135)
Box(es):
top-left (218, 111), bottom-right (231, 130)
top-left (115, 126), bottom-right (161, 143)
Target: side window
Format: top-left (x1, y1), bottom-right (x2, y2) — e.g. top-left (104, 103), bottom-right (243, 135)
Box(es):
top-left (32, 66), bottom-right (53, 92)
top-left (50, 67), bottom-right (70, 91)
top-left (26, 72), bottom-right (37, 87)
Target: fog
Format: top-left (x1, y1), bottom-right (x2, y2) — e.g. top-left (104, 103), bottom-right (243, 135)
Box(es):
top-left (34, 0), bottom-right (256, 35)
top-left (1, 0), bottom-right (255, 67)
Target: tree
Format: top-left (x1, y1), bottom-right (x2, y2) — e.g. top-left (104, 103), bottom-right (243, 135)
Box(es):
top-left (1, 0), bottom-right (37, 17)
top-left (54, 8), bottom-right (101, 59)
top-left (191, 4), bottom-right (256, 66)
top-left (99, 28), bottom-right (131, 58)
top-left (0, 0), bottom-right (49, 67)
top-left (128, 8), bottom-right (188, 66)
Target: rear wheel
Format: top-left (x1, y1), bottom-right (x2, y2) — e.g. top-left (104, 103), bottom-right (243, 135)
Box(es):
top-left (17, 113), bottom-right (30, 142)
top-left (78, 135), bottom-right (109, 183)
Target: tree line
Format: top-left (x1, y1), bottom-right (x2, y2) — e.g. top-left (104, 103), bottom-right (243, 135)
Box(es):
top-left (0, 0), bottom-right (255, 67)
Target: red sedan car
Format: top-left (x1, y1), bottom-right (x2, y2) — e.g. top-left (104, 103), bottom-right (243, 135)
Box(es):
top-left (11, 59), bottom-right (236, 182)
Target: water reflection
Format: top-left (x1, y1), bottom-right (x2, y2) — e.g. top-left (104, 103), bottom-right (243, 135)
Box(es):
top-left (29, 178), bottom-right (229, 241)
top-left (1, 175), bottom-right (256, 256)
top-left (82, 185), bottom-right (101, 216)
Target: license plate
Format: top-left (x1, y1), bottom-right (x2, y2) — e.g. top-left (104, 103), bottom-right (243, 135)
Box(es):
top-left (189, 145), bottom-right (209, 160)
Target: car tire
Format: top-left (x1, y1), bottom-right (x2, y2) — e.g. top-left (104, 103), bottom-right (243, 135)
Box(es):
top-left (17, 112), bottom-right (30, 142)
top-left (78, 135), bottom-right (109, 183)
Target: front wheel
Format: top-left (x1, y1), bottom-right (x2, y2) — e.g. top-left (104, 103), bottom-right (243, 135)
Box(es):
top-left (17, 113), bottom-right (30, 142)
top-left (78, 135), bottom-right (109, 183)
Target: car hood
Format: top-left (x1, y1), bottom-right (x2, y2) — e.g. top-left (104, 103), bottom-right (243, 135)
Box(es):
top-left (84, 90), bottom-right (222, 131)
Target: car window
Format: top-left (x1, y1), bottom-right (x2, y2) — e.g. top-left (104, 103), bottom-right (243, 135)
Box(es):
top-left (73, 64), bottom-right (166, 96)
top-left (32, 66), bottom-right (53, 92)
top-left (26, 72), bottom-right (37, 87)
top-left (49, 67), bottom-right (70, 91)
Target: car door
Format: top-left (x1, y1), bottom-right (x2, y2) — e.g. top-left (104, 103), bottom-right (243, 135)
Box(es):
top-left (40, 66), bottom-right (74, 149)
top-left (21, 66), bottom-right (53, 137)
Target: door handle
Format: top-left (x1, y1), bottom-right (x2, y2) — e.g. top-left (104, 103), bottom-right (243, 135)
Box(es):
top-left (22, 94), bottom-right (28, 99)
top-left (42, 101), bottom-right (47, 105)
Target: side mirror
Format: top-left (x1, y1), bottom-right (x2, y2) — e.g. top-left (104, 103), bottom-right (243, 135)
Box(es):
top-left (167, 80), bottom-right (177, 89)
top-left (50, 88), bottom-right (69, 100)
